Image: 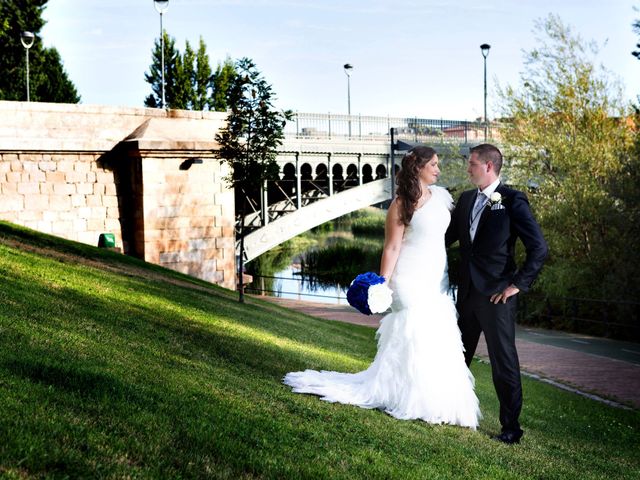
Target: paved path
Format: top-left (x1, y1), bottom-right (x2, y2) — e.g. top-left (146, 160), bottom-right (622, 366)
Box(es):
top-left (256, 296), bottom-right (640, 409)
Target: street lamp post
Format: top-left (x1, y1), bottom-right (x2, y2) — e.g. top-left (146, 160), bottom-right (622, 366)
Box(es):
top-left (343, 63), bottom-right (353, 137)
top-left (20, 31), bottom-right (35, 102)
top-left (153, 0), bottom-right (169, 108)
top-left (237, 85), bottom-right (257, 304)
top-left (480, 43), bottom-right (491, 141)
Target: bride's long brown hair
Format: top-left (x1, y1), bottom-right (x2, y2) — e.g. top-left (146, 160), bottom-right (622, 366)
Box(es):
top-left (395, 146), bottom-right (437, 226)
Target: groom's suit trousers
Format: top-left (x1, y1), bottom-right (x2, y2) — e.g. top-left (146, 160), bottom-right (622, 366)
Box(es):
top-left (457, 284), bottom-right (522, 434)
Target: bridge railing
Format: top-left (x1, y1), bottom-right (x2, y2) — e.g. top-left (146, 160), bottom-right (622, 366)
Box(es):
top-left (285, 112), bottom-right (498, 143)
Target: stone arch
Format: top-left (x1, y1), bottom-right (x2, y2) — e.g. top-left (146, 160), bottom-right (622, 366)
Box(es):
top-left (346, 163), bottom-right (359, 187)
top-left (300, 163), bottom-right (313, 180)
top-left (362, 164), bottom-right (374, 184)
top-left (332, 163), bottom-right (345, 192)
top-left (273, 162), bottom-right (297, 201)
top-left (314, 163), bottom-right (329, 195)
top-left (300, 162), bottom-right (314, 195)
top-left (282, 162), bottom-right (296, 180)
top-left (315, 163), bottom-right (328, 179)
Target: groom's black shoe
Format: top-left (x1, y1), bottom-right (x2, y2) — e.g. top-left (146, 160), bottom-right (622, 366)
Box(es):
top-left (492, 430), bottom-right (523, 445)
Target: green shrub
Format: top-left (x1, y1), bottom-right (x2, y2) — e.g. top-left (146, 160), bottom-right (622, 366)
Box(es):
top-left (350, 216), bottom-right (385, 237)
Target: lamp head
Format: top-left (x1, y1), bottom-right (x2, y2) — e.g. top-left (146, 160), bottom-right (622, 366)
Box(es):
top-left (343, 63), bottom-right (353, 76)
top-left (480, 43), bottom-right (491, 58)
top-left (154, 0), bottom-right (169, 14)
top-left (179, 158), bottom-right (203, 170)
top-left (20, 31), bottom-right (35, 49)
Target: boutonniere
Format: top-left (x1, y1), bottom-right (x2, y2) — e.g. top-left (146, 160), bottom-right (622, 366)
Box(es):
top-left (489, 192), bottom-right (505, 210)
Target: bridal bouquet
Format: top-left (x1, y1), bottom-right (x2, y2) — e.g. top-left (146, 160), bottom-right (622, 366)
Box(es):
top-left (346, 272), bottom-right (393, 315)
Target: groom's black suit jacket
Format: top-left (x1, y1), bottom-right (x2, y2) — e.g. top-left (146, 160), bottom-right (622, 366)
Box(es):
top-left (445, 183), bottom-right (548, 300)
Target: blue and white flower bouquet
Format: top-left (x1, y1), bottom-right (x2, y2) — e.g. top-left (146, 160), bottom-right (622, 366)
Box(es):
top-left (346, 272), bottom-right (393, 315)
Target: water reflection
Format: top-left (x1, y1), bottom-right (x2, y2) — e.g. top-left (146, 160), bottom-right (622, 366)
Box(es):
top-left (246, 209), bottom-right (386, 305)
top-left (250, 266), bottom-right (349, 305)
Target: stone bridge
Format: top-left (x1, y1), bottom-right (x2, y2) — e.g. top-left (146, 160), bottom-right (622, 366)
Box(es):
top-left (240, 112), bottom-right (493, 261)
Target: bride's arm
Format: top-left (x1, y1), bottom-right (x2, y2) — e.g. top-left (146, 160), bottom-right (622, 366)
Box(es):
top-left (379, 198), bottom-right (405, 281)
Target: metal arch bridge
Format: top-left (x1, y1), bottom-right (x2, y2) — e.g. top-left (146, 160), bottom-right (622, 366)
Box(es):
top-left (239, 112), bottom-right (496, 262)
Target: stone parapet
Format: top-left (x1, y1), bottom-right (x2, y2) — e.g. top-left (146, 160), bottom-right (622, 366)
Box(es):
top-left (0, 101), bottom-right (220, 152)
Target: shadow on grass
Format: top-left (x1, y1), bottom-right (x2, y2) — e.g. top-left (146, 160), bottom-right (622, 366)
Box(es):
top-left (3, 354), bottom-right (160, 405)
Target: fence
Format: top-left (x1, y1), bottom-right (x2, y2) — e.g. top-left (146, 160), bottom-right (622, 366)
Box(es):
top-left (518, 294), bottom-right (640, 340)
top-left (284, 112), bottom-right (498, 144)
top-left (245, 274), bottom-right (348, 302)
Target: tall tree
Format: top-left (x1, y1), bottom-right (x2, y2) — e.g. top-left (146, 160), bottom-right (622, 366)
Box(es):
top-left (145, 35), bottom-right (219, 111)
top-left (497, 14), bottom-right (637, 308)
top-left (0, 0), bottom-right (79, 102)
top-left (170, 40), bottom-right (195, 109)
top-left (31, 47), bottom-right (80, 102)
top-left (144, 30), bottom-right (179, 108)
top-left (211, 56), bottom-right (237, 112)
top-left (194, 37), bottom-right (213, 111)
top-left (215, 58), bottom-right (292, 302)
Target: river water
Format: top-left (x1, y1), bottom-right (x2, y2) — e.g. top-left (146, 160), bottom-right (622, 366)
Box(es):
top-left (246, 225), bottom-right (383, 304)
top-left (255, 265), bottom-right (350, 305)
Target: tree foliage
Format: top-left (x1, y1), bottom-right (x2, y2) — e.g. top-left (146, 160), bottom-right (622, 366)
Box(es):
top-left (144, 30), bottom-right (179, 108)
top-left (144, 34), bottom-right (232, 111)
top-left (194, 38), bottom-right (214, 111)
top-left (497, 14), bottom-right (638, 305)
top-left (172, 40), bottom-right (196, 110)
top-left (211, 56), bottom-right (237, 112)
top-left (215, 57), bottom-right (292, 193)
top-left (0, 0), bottom-right (80, 103)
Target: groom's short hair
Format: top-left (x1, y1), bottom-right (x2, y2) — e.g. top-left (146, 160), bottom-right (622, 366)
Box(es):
top-left (470, 143), bottom-right (503, 174)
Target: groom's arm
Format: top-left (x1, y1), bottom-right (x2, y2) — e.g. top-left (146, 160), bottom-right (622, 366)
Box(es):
top-left (509, 191), bottom-right (548, 292)
top-left (445, 200), bottom-right (460, 247)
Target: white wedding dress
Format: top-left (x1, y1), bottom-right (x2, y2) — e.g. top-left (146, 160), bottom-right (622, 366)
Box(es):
top-left (283, 186), bottom-right (481, 429)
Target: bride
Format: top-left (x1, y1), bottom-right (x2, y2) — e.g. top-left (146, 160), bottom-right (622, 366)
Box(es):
top-left (283, 146), bottom-right (480, 429)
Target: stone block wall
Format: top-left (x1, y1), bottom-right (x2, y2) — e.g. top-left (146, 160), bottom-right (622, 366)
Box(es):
top-left (139, 156), bottom-right (235, 286)
top-left (0, 151), bottom-right (122, 247)
top-left (0, 101), bottom-right (236, 290)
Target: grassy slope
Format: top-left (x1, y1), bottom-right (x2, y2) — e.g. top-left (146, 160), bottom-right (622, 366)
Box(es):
top-left (0, 220), bottom-right (638, 479)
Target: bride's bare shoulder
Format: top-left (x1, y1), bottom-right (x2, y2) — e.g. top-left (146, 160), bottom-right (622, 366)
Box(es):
top-left (389, 195), bottom-right (409, 215)
top-left (386, 196), bottom-right (404, 222)
top-left (387, 195), bottom-right (402, 210)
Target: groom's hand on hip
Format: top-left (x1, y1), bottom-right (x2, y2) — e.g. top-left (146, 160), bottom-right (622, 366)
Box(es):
top-left (490, 285), bottom-right (520, 304)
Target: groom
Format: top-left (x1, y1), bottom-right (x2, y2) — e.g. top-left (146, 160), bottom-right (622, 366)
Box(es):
top-left (445, 144), bottom-right (547, 444)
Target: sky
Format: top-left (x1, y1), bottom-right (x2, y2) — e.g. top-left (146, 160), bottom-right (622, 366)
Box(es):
top-left (39, 0), bottom-right (640, 121)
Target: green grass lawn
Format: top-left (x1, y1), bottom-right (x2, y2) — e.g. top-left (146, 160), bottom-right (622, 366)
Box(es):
top-left (0, 220), bottom-right (638, 479)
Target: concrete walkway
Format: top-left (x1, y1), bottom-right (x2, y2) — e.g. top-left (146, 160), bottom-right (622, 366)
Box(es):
top-left (256, 296), bottom-right (640, 410)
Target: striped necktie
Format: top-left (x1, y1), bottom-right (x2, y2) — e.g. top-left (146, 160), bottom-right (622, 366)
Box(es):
top-left (469, 192), bottom-right (487, 241)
